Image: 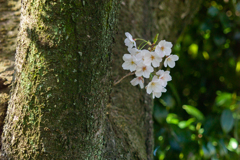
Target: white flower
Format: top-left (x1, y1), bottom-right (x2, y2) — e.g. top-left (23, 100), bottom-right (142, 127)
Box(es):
top-left (152, 88), bottom-right (167, 98)
top-left (121, 33), bottom-right (176, 99)
top-left (122, 54), bottom-right (140, 72)
top-left (124, 32), bottom-right (136, 48)
top-left (156, 70), bottom-right (172, 87)
top-left (128, 48), bottom-right (141, 56)
top-left (144, 51), bottom-right (162, 67)
top-left (155, 40), bottom-right (173, 57)
top-left (146, 76), bottom-right (167, 98)
top-left (164, 55), bottom-right (179, 68)
top-left (146, 76), bottom-right (163, 94)
top-left (135, 62), bottom-right (153, 78)
top-left (135, 49), bottom-right (147, 64)
top-left (152, 88), bottom-right (167, 99)
top-left (152, 92), bottom-right (162, 99)
top-left (130, 76), bottom-right (144, 89)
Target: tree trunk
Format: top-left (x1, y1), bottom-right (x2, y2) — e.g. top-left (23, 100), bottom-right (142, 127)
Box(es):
top-left (1, 0), bottom-right (120, 159)
top-left (0, 0), bottom-right (20, 148)
top-left (1, 0), bottom-right (203, 159)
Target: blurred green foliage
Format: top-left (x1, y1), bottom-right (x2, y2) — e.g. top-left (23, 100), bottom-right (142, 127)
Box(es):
top-left (154, 0), bottom-right (240, 159)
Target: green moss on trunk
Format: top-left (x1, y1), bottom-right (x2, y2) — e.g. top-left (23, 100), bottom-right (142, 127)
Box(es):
top-left (1, 0), bottom-right (119, 159)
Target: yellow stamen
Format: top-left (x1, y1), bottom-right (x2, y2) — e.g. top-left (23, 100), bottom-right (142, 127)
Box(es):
top-left (151, 55), bottom-right (155, 60)
top-left (142, 66), bottom-right (146, 71)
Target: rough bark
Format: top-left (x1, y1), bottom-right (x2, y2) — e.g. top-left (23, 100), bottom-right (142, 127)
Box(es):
top-left (1, 0), bottom-right (119, 159)
top-left (154, 0), bottom-right (203, 43)
top-left (105, 1), bottom-right (153, 159)
top-left (0, 0), bottom-right (20, 148)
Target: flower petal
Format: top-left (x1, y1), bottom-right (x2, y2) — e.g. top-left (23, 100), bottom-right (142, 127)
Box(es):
top-left (164, 59), bottom-right (168, 67)
top-left (165, 42), bottom-right (173, 48)
top-left (125, 32), bottom-right (132, 39)
top-left (123, 54), bottom-right (132, 61)
top-left (168, 61), bottom-right (175, 68)
top-left (147, 84), bottom-right (153, 94)
top-left (153, 92), bottom-right (162, 98)
top-left (135, 70), bottom-right (143, 77)
top-left (129, 64), bottom-right (136, 72)
top-left (143, 71), bottom-right (150, 78)
top-left (152, 60), bottom-right (160, 67)
top-left (164, 48), bottom-right (171, 56)
top-left (172, 55), bottom-right (179, 61)
top-left (122, 62), bottom-right (131, 70)
top-left (130, 78), bottom-right (138, 86)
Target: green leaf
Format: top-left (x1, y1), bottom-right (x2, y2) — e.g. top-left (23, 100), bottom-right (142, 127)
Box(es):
top-left (215, 92), bottom-right (232, 107)
top-left (183, 105), bottom-right (205, 121)
top-left (153, 33), bottom-right (159, 44)
top-left (188, 43), bottom-right (198, 58)
top-left (227, 138), bottom-right (238, 151)
top-left (221, 109), bottom-right (234, 133)
top-left (166, 113), bottom-right (179, 124)
top-left (178, 118), bottom-right (195, 129)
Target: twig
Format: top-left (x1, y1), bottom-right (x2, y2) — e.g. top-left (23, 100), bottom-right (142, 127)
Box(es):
top-left (113, 72), bottom-right (135, 86)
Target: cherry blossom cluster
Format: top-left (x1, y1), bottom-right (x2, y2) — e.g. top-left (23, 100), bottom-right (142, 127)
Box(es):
top-left (122, 32), bottom-right (179, 99)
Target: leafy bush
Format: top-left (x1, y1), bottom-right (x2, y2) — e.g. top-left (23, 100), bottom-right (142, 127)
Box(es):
top-left (154, 0), bottom-right (240, 159)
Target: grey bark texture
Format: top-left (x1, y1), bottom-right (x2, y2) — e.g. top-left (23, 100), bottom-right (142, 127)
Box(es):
top-left (0, 0), bottom-right (203, 159)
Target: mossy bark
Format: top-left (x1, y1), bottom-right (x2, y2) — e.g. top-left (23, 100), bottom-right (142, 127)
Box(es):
top-left (1, 0), bottom-right (119, 159)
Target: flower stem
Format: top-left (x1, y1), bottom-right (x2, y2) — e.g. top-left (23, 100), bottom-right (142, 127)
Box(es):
top-left (113, 72), bottom-right (135, 86)
top-left (140, 42), bottom-right (148, 50)
top-left (135, 38), bottom-right (148, 42)
top-left (138, 41), bottom-right (146, 50)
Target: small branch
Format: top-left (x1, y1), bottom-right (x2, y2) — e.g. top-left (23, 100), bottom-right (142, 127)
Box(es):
top-left (113, 72), bottom-right (135, 86)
